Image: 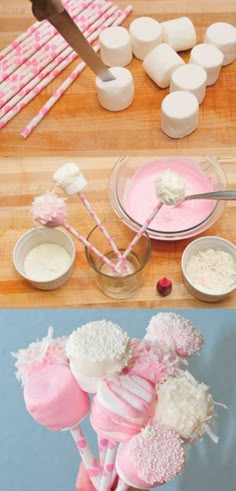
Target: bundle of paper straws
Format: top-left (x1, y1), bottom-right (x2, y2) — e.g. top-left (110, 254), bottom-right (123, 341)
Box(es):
top-left (0, 0), bottom-right (133, 135)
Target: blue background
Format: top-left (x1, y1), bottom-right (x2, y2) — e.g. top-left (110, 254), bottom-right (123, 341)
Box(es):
top-left (0, 308), bottom-right (236, 491)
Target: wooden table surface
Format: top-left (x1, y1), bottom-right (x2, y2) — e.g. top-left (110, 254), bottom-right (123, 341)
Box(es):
top-left (0, 0), bottom-right (235, 308)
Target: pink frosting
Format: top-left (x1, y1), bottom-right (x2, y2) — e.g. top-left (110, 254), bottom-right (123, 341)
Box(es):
top-left (30, 191), bottom-right (66, 227)
top-left (123, 338), bottom-right (181, 384)
top-left (116, 423), bottom-right (185, 488)
top-left (145, 312), bottom-right (204, 356)
top-left (24, 364), bottom-right (90, 431)
top-left (90, 374), bottom-right (156, 442)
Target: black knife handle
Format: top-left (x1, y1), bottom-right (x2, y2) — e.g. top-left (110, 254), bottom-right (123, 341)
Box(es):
top-left (30, 0), bottom-right (64, 21)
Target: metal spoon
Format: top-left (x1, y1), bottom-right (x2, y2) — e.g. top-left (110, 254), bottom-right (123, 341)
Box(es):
top-left (184, 190), bottom-right (236, 201)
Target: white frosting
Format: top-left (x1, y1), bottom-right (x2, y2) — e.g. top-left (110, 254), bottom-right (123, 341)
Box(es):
top-left (161, 16), bottom-right (196, 52)
top-left (129, 16), bottom-right (163, 60)
top-left (99, 26), bottom-right (133, 67)
top-left (53, 162), bottom-right (87, 194)
top-left (170, 64), bottom-right (207, 104)
top-left (161, 90), bottom-right (199, 139)
top-left (96, 66), bottom-right (134, 111)
top-left (154, 375), bottom-right (215, 441)
top-left (24, 243), bottom-right (71, 281)
top-left (66, 320), bottom-right (131, 381)
top-left (190, 43), bottom-right (224, 86)
top-left (155, 169), bottom-right (186, 205)
top-left (143, 43), bottom-right (185, 88)
top-left (204, 22), bottom-right (236, 66)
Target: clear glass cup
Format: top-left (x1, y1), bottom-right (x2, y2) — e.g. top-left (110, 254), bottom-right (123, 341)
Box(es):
top-left (85, 218), bottom-right (151, 299)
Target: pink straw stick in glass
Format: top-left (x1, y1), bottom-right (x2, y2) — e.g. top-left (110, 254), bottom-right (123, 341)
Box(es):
top-left (0, 4), bottom-right (119, 126)
top-left (19, 5), bottom-right (133, 137)
top-left (115, 202), bottom-right (163, 271)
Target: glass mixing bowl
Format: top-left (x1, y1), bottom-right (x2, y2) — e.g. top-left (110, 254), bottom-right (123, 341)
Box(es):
top-left (109, 156), bottom-right (227, 241)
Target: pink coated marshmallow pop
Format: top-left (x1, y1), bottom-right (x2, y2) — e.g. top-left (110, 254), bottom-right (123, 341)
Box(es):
top-left (124, 338), bottom-right (183, 384)
top-left (12, 326), bottom-right (68, 386)
top-left (23, 363), bottom-right (101, 489)
top-left (90, 373), bottom-right (156, 442)
top-left (145, 312), bottom-right (204, 357)
top-left (30, 191), bottom-right (66, 228)
top-left (116, 423), bottom-right (185, 489)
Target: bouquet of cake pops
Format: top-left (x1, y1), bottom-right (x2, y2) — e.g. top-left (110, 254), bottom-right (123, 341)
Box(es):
top-left (12, 312), bottom-right (222, 491)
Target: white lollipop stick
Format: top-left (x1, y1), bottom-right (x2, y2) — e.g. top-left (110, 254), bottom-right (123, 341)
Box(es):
top-left (70, 424), bottom-right (101, 490)
top-left (115, 481), bottom-right (129, 491)
top-left (116, 202), bottom-right (163, 271)
top-left (99, 440), bottom-right (117, 491)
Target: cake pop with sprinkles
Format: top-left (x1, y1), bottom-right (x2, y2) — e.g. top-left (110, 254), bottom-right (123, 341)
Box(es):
top-left (90, 373), bottom-right (156, 442)
top-left (66, 320), bottom-right (131, 393)
top-left (124, 338), bottom-right (183, 384)
top-left (30, 191), bottom-right (66, 228)
top-left (116, 422), bottom-right (185, 488)
top-left (154, 373), bottom-right (216, 442)
top-left (145, 312), bottom-right (204, 357)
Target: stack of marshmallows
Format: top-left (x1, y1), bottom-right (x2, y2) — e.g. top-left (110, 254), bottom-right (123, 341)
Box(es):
top-left (96, 15), bottom-right (236, 138)
top-left (13, 313), bottom-right (224, 490)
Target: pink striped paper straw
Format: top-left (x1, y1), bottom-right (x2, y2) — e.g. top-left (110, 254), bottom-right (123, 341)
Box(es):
top-left (115, 202), bottom-right (163, 271)
top-left (0, 5), bottom-right (124, 128)
top-left (0, 22), bottom-right (42, 61)
top-left (70, 424), bottom-right (101, 490)
top-left (98, 436), bottom-right (108, 467)
top-left (0, 0), bottom-right (98, 101)
top-left (19, 5), bottom-right (133, 136)
top-left (63, 222), bottom-right (120, 274)
top-left (0, 2), bottom-right (113, 117)
top-left (99, 440), bottom-right (117, 491)
top-left (0, 0), bottom-right (91, 79)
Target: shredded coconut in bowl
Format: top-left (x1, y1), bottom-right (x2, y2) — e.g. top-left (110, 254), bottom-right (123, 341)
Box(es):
top-left (155, 169), bottom-right (186, 205)
top-left (186, 248), bottom-right (236, 293)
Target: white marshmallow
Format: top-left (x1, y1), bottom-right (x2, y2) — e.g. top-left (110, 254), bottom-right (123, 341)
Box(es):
top-left (161, 90), bottom-right (199, 139)
top-left (161, 16), bottom-right (197, 51)
top-left (190, 43), bottom-right (224, 86)
top-left (99, 26), bottom-right (133, 67)
top-left (204, 22), bottom-right (236, 66)
top-left (53, 162), bottom-right (87, 194)
top-left (170, 64), bottom-right (207, 104)
top-left (129, 16), bottom-right (163, 60)
top-left (143, 43), bottom-right (185, 88)
top-left (96, 66), bottom-right (134, 111)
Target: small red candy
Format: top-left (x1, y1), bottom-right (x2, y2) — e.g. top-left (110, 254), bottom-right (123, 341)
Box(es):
top-left (156, 277), bottom-right (172, 296)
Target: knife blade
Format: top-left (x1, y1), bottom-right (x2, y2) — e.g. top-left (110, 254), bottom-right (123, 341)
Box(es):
top-left (30, 0), bottom-right (116, 82)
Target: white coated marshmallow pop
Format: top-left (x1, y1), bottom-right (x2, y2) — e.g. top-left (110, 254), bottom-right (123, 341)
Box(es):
top-left (129, 16), bottom-right (163, 60)
top-left (99, 26), bottom-right (133, 67)
top-left (143, 43), bottom-right (185, 88)
top-left (190, 43), bottom-right (224, 86)
top-left (161, 90), bottom-right (199, 139)
top-left (204, 22), bottom-right (236, 66)
top-left (161, 16), bottom-right (196, 52)
top-left (96, 66), bottom-right (134, 111)
top-left (170, 64), bottom-right (207, 104)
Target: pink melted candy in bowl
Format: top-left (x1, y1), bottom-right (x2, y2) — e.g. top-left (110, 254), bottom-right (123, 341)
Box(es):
top-left (109, 156), bottom-right (227, 241)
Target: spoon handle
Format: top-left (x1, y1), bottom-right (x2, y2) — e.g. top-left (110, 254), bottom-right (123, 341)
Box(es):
top-left (185, 190), bottom-right (236, 201)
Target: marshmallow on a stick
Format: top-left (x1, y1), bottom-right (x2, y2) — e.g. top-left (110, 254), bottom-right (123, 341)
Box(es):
top-left (116, 423), bottom-right (185, 489)
top-left (99, 26), bottom-right (133, 67)
top-left (170, 63), bottom-right (207, 104)
top-left (66, 320), bottom-right (131, 393)
top-left (53, 162), bottom-right (87, 195)
top-left (190, 43), bottom-right (224, 86)
top-left (143, 43), bottom-right (184, 88)
top-left (161, 90), bottom-right (199, 139)
top-left (96, 66), bottom-right (134, 111)
top-left (204, 22), bottom-right (236, 66)
top-left (161, 16), bottom-right (196, 51)
top-left (129, 16), bottom-right (162, 60)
